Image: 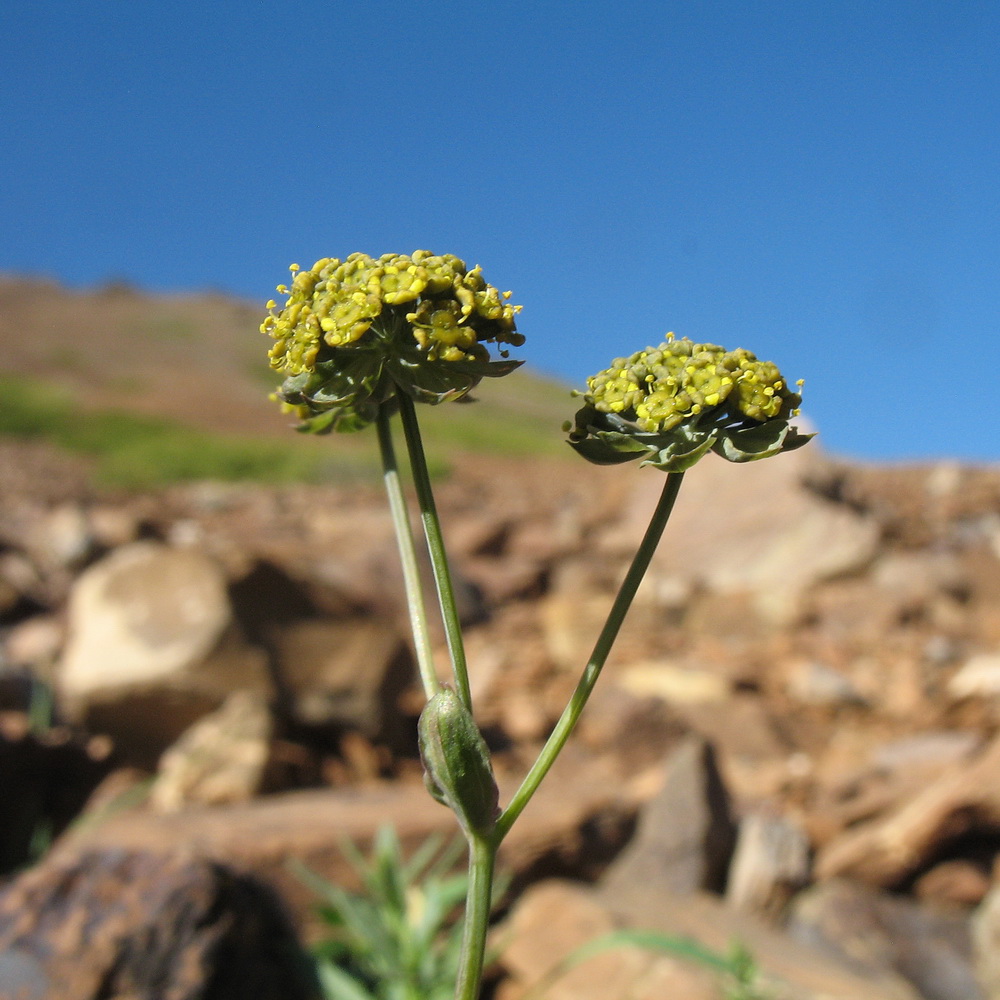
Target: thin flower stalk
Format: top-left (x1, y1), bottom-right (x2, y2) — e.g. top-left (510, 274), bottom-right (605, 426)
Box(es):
top-left (398, 394), bottom-right (473, 709)
top-left (376, 404), bottom-right (440, 700)
top-left (495, 470), bottom-right (685, 840)
top-left (265, 253), bottom-right (811, 1000)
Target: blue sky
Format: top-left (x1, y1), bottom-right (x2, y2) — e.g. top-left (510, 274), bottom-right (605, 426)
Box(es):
top-left (3, 1), bottom-right (999, 461)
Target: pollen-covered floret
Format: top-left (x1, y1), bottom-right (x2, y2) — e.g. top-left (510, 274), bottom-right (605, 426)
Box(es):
top-left (262, 251), bottom-right (524, 375)
top-left (582, 335), bottom-right (801, 432)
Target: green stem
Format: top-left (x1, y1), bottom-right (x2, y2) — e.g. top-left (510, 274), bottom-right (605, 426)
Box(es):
top-left (495, 471), bottom-right (686, 841)
top-left (397, 393), bottom-right (473, 709)
top-left (376, 404), bottom-right (440, 701)
top-left (454, 834), bottom-right (497, 1000)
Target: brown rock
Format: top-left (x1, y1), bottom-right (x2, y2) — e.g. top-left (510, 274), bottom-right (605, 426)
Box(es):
top-left (58, 754), bottom-right (639, 921)
top-left (789, 878), bottom-right (984, 1000)
top-left (151, 692), bottom-right (275, 812)
top-left (0, 714), bottom-right (112, 875)
top-left (726, 808), bottom-right (811, 920)
top-left (816, 732), bottom-right (1000, 888)
top-left (0, 849), bottom-right (315, 1000)
top-left (497, 880), bottom-right (721, 1000)
top-left (56, 541), bottom-right (272, 763)
top-left (270, 618), bottom-right (414, 743)
top-left (601, 448), bottom-right (879, 621)
top-left (670, 694), bottom-right (788, 765)
top-left (606, 880), bottom-right (921, 999)
top-left (915, 860), bottom-right (991, 909)
top-left (972, 884), bottom-right (1000, 999)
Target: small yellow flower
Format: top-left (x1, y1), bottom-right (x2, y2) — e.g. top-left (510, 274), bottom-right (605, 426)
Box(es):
top-left (568, 337), bottom-right (810, 471)
top-left (263, 252), bottom-right (524, 432)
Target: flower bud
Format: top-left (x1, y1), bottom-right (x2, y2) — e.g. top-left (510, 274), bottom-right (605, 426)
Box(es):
top-left (418, 688), bottom-right (499, 839)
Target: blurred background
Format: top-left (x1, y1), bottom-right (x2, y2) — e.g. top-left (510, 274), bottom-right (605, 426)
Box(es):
top-left (3, 0), bottom-right (999, 463)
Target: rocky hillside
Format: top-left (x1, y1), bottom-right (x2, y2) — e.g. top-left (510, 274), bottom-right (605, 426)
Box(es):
top-left (1, 428), bottom-right (1000, 997)
top-left (3, 276), bottom-right (1000, 998)
top-left (0, 274), bottom-right (575, 488)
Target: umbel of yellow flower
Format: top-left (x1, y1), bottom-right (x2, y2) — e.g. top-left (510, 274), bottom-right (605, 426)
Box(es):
top-left (567, 336), bottom-right (813, 471)
top-left (262, 252), bottom-right (524, 432)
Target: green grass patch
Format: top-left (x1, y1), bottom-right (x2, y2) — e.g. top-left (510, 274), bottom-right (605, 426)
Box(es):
top-left (0, 372), bottom-right (572, 489)
top-left (0, 375), bottom-right (370, 488)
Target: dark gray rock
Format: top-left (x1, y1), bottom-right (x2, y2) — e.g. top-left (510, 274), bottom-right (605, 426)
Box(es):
top-left (789, 878), bottom-right (985, 1000)
top-left (599, 735), bottom-right (737, 898)
top-left (0, 848), bottom-right (318, 1000)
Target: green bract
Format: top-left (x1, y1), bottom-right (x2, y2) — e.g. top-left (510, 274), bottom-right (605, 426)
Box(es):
top-left (262, 252), bottom-right (524, 433)
top-left (567, 336), bottom-right (813, 472)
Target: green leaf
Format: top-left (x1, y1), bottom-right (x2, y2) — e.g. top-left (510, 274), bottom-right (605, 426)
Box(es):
top-left (567, 435), bottom-right (648, 465)
top-left (640, 432), bottom-right (717, 472)
top-left (316, 958), bottom-right (379, 1000)
top-left (713, 420), bottom-right (816, 463)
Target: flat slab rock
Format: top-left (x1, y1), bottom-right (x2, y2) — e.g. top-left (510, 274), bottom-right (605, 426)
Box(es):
top-left (0, 848), bottom-right (315, 1000)
top-left (501, 879), bottom-right (922, 1000)
top-left (816, 730), bottom-right (1000, 887)
top-left (56, 752), bottom-right (638, 920)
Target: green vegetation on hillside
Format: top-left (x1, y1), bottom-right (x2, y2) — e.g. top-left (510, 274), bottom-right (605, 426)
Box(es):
top-left (0, 375), bottom-right (348, 487)
top-left (0, 372), bottom-right (572, 488)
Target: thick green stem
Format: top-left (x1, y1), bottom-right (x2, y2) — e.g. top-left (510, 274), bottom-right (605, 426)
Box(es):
top-left (454, 834), bottom-right (497, 1000)
top-left (495, 471), bottom-right (686, 841)
top-left (397, 394), bottom-right (473, 709)
top-left (376, 405), bottom-right (440, 701)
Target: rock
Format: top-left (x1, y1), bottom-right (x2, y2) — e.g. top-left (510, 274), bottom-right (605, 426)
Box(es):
top-left (0, 552), bottom-right (43, 620)
top-left (86, 505), bottom-right (140, 550)
top-left (972, 883), bottom-right (1000, 998)
top-left (804, 729), bottom-right (983, 852)
top-left (726, 809), bottom-right (811, 920)
top-left (785, 659), bottom-right (867, 706)
top-left (948, 654), bottom-right (1000, 700)
top-left (915, 860), bottom-right (991, 909)
top-left (56, 541), bottom-right (271, 763)
top-left (870, 731), bottom-right (982, 774)
top-left (497, 690), bottom-right (552, 743)
top-left (573, 682), bottom-right (687, 772)
top-left (59, 755), bottom-right (639, 923)
top-left (604, 879), bottom-right (920, 999)
top-left (0, 849), bottom-right (316, 1000)
top-left (618, 661), bottom-right (730, 704)
top-left (464, 554), bottom-right (547, 604)
top-left (601, 448), bottom-right (879, 622)
top-left (270, 618), bottom-right (414, 743)
top-left (538, 589), bottom-right (612, 669)
top-left (600, 736), bottom-right (736, 898)
top-left (496, 880), bottom-right (721, 1000)
top-left (151, 692), bottom-right (275, 812)
top-left (669, 694), bottom-right (788, 766)
top-left (30, 503), bottom-right (96, 570)
top-left (789, 878), bottom-right (985, 1000)
top-left (816, 732), bottom-right (1000, 888)
top-left (2, 615), bottom-right (64, 674)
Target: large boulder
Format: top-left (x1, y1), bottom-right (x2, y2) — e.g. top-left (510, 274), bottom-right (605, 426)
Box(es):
top-left (601, 449), bottom-right (879, 621)
top-left (0, 849), bottom-right (316, 1000)
top-left (56, 542), bottom-right (271, 763)
top-left (269, 618), bottom-right (414, 747)
top-left (499, 878), bottom-right (921, 1000)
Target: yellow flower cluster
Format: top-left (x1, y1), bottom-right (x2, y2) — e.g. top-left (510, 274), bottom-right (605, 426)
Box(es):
top-left (583, 335), bottom-right (801, 432)
top-left (262, 251), bottom-right (523, 375)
